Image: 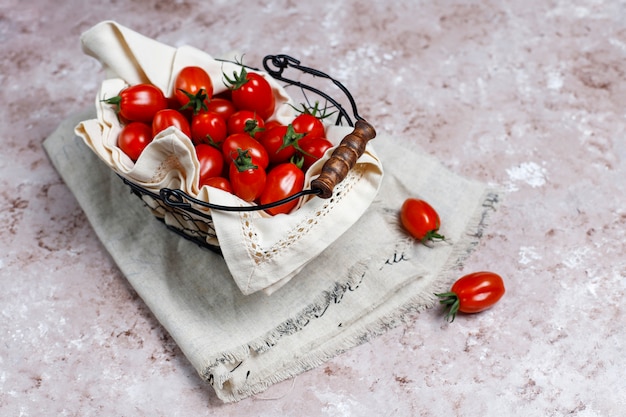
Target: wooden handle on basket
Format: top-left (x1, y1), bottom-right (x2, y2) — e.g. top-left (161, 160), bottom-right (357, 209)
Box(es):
top-left (311, 119), bottom-right (376, 199)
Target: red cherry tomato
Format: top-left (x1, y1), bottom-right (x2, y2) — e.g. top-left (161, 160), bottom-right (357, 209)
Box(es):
top-left (400, 198), bottom-right (445, 243)
top-left (195, 144), bottom-right (224, 186)
top-left (227, 110), bottom-right (265, 138)
top-left (174, 66), bottom-right (213, 114)
top-left (298, 136), bottom-right (333, 171)
top-left (206, 97), bottom-right (237, 121)
top-left (259, 162), bottom-right (305, 215)
top-left (225, 67), bottom-right (275, 120)
top-left (191, 111), bottom-right (227, 146)
top-left (258, 124), bottom-right (305, 165)
top-left (166, 96), bottom-right (181, 111)
top-left (152, 109), bottom-right (192, 139)
top-left (104, 83), bottom-right (168, 123)
top-left (436, 272), bottom-right (505, 322)
top-left (201, 176), bottom-right (232, 193)
top-left (229, 149), bottom-right (267, 202)
top-left (117, 121), bottom-right (153, 161)
top-left (213, 90), bottom-right (232, 101)
top-left (264, 120), bottom-right (283, 131)
top-left (222, 133), bottom-right (269, 169)
top-left (292, 113), bottom-right (325, 139)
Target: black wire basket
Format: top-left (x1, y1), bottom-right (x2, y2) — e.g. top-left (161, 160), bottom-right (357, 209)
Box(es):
top-left (120, 54), bottom-right (376, 254)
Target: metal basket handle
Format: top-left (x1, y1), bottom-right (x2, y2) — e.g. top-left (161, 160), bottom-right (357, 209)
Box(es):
top-left (262, 54), bottom-right (377, 198)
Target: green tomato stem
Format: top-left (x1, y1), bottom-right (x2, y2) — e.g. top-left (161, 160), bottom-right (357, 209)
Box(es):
top-left (277, 124), bottom-right (306, 153)
top-left (231, 148), bottom-right (258, 172)
top-left (422, 230), bottom-right (445, 244)
top-left (178, 88), bottom-right (209, 115)
top-left (243, 119), bottom-right (265, 137)
top-left (434, 291), bottom-right (460, 323)
top-left (223, 62), bottom-right (249, 91)
top-left (102, 95), bottom-right (122, 106)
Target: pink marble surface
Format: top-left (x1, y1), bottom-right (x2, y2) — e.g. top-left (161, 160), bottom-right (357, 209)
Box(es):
top-left (2, 0), bottom-right (625, 415)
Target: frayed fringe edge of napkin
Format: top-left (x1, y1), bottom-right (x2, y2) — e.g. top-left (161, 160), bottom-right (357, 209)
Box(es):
top-left (201, 189), bottom-right (502, 402)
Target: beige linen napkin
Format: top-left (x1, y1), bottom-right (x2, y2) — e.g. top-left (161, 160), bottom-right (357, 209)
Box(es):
top-left (75, 20), bottom-right (384, 295)
top-left (44, 108), bottom-right (499, 402)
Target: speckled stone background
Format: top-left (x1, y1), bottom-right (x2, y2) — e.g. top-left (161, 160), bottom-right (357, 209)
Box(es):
top-left (2, 0), bottom-right (625, 415)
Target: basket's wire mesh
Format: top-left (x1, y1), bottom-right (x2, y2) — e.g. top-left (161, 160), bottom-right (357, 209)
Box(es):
top-left (121, 177), bottom-right (221, 252)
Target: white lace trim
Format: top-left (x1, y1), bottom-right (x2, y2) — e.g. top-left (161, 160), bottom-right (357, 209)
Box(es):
top-left (241, 164), bottom-right (366, 265)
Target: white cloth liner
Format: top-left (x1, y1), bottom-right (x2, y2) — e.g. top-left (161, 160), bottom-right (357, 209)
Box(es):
top-left (74, 20), bottom-right (384, 295)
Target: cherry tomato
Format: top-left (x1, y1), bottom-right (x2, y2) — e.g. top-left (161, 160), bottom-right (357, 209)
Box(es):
top-left (104, 83), bottom-right (167, 123)
top-left (195, 144), bottom-right (224, 186)
top-left (117, 122), bottom-right (153, 161)
top-left (264, 120), bottom-right (283, 131)
top-left (227, 110), bottom-right (265, 138)
top-left (436, 272), bottom-right (505, 322)
top-left (174, 66), bottom-right (213, 114)
top-left (229, 149), bottom-right (267, 202)
top-left (152, 109), bottom-right (192, 139)
top-left (298, 136), bottom-right (333, 171)
top-left (258, 124), bottom-right (305, 165)
top-left (213, 89), bottom-right (232, 101)
top-left (225, 67), bottom-right (275, 120)
top-left (292, 113), bottom-right (325, 139)
top-left (400, 198), bottom-right (445, 243)
top-left (259, 162), bottom-right (305, 215)
top-left (191, 111), bottom-right (227, 146)
top-left (201, 176), bottom-right (232, 193)
top-left (206, 97), bottom-right (237, 121)
top-left (166, 96), bottom-right (181, 111)
top-left (222, 133), bottom-right (269, 170)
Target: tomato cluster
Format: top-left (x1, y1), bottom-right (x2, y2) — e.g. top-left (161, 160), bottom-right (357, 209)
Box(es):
top-left (105, 65), bottom-right (334, 216)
